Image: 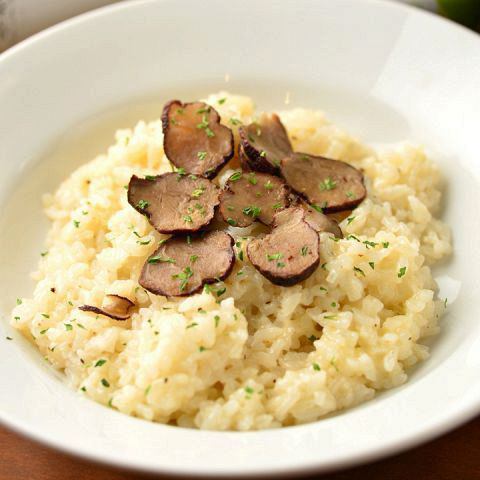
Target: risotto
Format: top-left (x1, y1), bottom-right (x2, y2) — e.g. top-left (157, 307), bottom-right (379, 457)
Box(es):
top-left (11, 92), bottom-right (451, 430)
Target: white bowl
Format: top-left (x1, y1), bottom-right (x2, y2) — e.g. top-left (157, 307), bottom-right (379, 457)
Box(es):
top-left (1, 0), bottom-right (479, 476)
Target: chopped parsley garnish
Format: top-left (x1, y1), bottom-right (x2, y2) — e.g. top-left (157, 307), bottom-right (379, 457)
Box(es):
top-left (95, 359), bottom-right (107, 367)
top-left (136, 199), bottom-right (149, 210)
top-left (229, 117), bottom-right (241, 126)
top-left (248, 173), bottom-right (257, 185)
top-left (237, 250), bottom-right (244, 261)
top-left (101, 378), bottom-right (110, 388)
top-left (41, 313), bottom-right (50, 318)
top-left (272, 202), bottom-right (282, 210)
top-left (175, 167), bottom-right (186, 178)
top-left (347, 216), bottom-right (356, 225)
top-left (172, 266), bottom-right (193, 291)
top-left (398, 266), bottom-right (407, 278)
top-left (368, 262), bottom-right (375, 270)
top-left (144, 175), bottom-right (156, 181)
top-left (229, 171), bottom-right (242, 182)
top-left (40, 329), bottom-right (49, 335)
top-left (319, 177), bottom-right (337, 191)
top-left (81, 386), bottom-right (87, 392)
top-left (311, 204), bottom-right (324, 213)
top-left (245, 386), bottom-right (254, 395)
top-left (145, 385), bottom-right (152, 395)
top-left (353, 266), bottom-right (365, 276)
top-left (277, 262), bottom-right (286, 268)
top-left (218, 97), bottom-right (226, 104)
top-left (183, 215), bottom-right (193, 223)
top-left (319, 287), bottom-right (327, 292)
top-left (382, 242), bottom-right (390, 248)
top-left (320, 263), bottom-right (328, 270)
top-left (40, 251), bottom-right (48, 257)
top-left (243, 205), bottom-right (261, 218)
top-left (259, 150), bottom-right (267, 157)
top-left (16, 298), bottom-right (22, 305)
top-left (247, 133), bottom-right (255, 143)
top-left (227, 218), bottom-right (237, 226)
top-left (190, 255), bottom-right (198, 263)
top-left (197, 151), bottom-right (207, 161)
top-left (191, 187), bottom-right (206, 198)
top-left (198, 346), bottom-right (207, 352)
top-left (137, 239), bottom-right (151, 245)
top-left (176, 108), bottom-right (184, 114)
top-left (264, 180), bottom-right (273, 190)
top-left (73, 220), bottom-right (80, 228)
top-left (6, 336), bottom-right (12, 341)
top-left (301, 246), bottom-right (308, 256)
top-left (331, 302), bottom-right (337, 307)
top-left (347, 234), bottom-right (360, 242)
top-left (148, 256), bottom-right (176, 264)
top-left (196, 114), bottom-right (209, 129)
top-left (267, 253), bottom-right (282, 261)
top-left (214, 315), bottom-right (220, 327)
top-left (312, 363), bottom-right (321, 371)
top-left (227, 205), bottom-right (235, 211)
top-left (216, 287), bottom-right (226, 297)
top-left (237, 269), bottom-right (244, 276)
top-left (309, 335), bottom-right (318, 342)
top-left (444, 298), bottom-right (448, 308)
top-left (65, 323), bottom-right (73, 331)
top-left (186, 322), bottom-right (198, 329)
top-left (363, 240), bottom-right (378, 249)
top-left (346, 191), bottom-right (355, 199)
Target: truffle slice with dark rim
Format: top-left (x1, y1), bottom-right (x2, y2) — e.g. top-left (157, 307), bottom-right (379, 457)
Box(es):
top-left (79, 295), bottom-right (135, 320)
top-left (280, 153), bottom-right (366, 212)
top-left (239, 113), bottom-right (293, 174)
top-left (219, 171), bottom-right (289, 227)
top-left (139, 231), bottom-right (235, 297)
top-left (127, 173), bottom-right (220, 234)
top-left (247, 207), bottom-right (320, 286)
top-left (162, 100), bottom-right (234, 178)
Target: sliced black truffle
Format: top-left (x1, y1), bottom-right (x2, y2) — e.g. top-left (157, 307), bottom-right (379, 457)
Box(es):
top-left (247, 207), bottom-right (320, 286)
top-left (239, 114), bottom-right (293, 174)
top-left (79, 294), bottom-right (135, 320)
top-left (139, 231), bottom-right (235, 297)
top-left (280, 153), bottom-right (366, 212)
top-left (302, 203), bottom-right (343, 239)
top-left (219, 171), bottom-right (289, 227)
top-left (127, 173), bottom-right (220, 234)
top-left (162, 100), bottom-right (234, 178)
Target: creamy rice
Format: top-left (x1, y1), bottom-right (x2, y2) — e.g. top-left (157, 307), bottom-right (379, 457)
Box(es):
top-left (11, 92), bottom-right (451, 430)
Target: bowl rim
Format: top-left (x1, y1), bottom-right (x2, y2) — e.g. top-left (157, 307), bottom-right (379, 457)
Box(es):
top-left (1, 0), bottom-right (479, 477)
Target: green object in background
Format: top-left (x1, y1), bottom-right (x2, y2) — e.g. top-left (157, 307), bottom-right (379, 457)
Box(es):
top-left (437, 0), bottom-right (480, 29)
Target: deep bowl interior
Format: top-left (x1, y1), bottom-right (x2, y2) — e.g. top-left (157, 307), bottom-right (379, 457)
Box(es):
top-left (0, 0), bottom-right (479, 476)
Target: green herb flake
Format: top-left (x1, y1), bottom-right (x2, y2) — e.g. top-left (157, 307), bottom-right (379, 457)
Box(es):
top-left (444, 298), bottom-right (448, 308)
top-left (264, 180), bottom-right (274, 190)
top-left (148, 256), bottom-right (176, 264)
top-left (144, 175), bottom-right (156, 181)
top-left (190, 255), bottom-right (198, 264)
top-left (40, 251), bottom-right (49, 257)
top-left (398, 266), bottom-right (407, 278)
top-left (347, 234), bottom-right (360, 242)
top-left (363, 240), bottom-right (378, 249)
top-left (319, 287), bottom-right (328, 292)
top-left (65, 323), bottom-right (73, 331)
top-left (186, 322), bottom-right (198, 329)
top-left (183, 215), bottom-right (193, 223)
top-left (6, 336), bottom-right (13, 341)
top-left (331, 302), bottom-right (337, 307)
top-left (198, 346), bottom-right (207, 352)
top-left (245, 386), bottom-right (254, 395)
top-left (354, 266), bottom-right (365, 277)
top-left (243, 205), bottom-right (261, 218)
top-left (311, 204), bottom-right (324, 213)
top-left (382, 242), bottom-right (390, 248)
top-left (227, 218), bottom-right (237, 226)
top-left (172, 266), bottom-right (193, 292)
top-left (301, 246), bottom-right (308, 256)
top-left (247, 133), bottom-right (255, 143)
top-left (347, 216), bottom-right (356, 225)
top-left (272, 202), bottom-right (282, 210)
top-left (227, 205), bottom-right (235, 211)
top-left (309, 335), bottom-right (318, 342)
top-left (266, 253), bottom-right (282, 261)
top-left (312, 363), bottom-right (321, 371)
top-left (319, 177), bottom-right (337, 191)
top-left (216, 287), bottom-right (226, 297)
top-left (145, 385), bottom-right (151, 395)
top-left (136, 199), bottom-right (149, 210)
top-left (320, 263), bottom-right (328, 271)
top-left (368, 262), bottom-right (375, 270)
top-left (248, 173), bottom-right (257, 185)
top-left (237, 250), bottom-right (244, 261)
top-left (259, 150), bottom-right (267, 157)
top-left (214, 315), bottom-right (220, 327)
top-left (16, 298), bottom-right (22, 305)
top-left (197, 151), bottom-right (207, 161)
top-left (229, 118), bottom-right (241, 126)
top-left (95, 359), bottom-right (107, 367)
top-left (41, 313), bottom-right (50, 319)
top-left (101, 378), bottom-right (110, 388)
top-left (40, 328), bottom-right (49, 335)
top-left (73, 220), bottom-right (80, 228)
top-left (218, 97), bottom-right (227, 105)
top-left (277, 262), bottom-right (286, 268)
